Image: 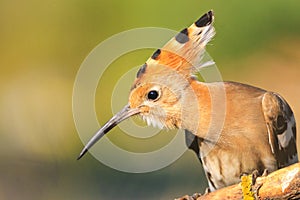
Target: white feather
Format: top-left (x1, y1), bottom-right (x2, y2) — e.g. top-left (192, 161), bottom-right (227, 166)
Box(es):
top-left (142, 115), bottom-right (164, 129)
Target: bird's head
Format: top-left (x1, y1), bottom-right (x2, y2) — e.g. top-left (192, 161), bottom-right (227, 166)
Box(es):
top-left (128, 63), bottom-right (187, 130)
top-left (77, 10), bottom-right (215, 159)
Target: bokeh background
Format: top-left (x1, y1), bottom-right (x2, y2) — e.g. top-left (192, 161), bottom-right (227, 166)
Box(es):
top-left (1, 0), bottom-right (300, 199)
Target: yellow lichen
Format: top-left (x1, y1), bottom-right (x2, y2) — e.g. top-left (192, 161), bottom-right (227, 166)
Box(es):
top-left (240, 174), bottom-right (255, 200)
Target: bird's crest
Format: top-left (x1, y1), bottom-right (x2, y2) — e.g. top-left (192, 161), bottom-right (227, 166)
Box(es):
top-left (134, 10), bottom-right (215, 85)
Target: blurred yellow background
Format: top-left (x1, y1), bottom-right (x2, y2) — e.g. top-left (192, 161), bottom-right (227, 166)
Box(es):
top-left (1, 0), bottom-right (300, 199)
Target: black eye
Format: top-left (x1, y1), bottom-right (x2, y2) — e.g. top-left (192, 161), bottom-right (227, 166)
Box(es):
top-left (147, 90), bottom-right (159, 100)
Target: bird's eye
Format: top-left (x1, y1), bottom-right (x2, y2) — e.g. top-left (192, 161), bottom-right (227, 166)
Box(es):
top-left (147, 90), bottom-right (159, 101)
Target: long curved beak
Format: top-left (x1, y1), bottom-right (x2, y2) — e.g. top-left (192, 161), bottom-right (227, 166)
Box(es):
top-left (77, 104), bottom-right (140, 160)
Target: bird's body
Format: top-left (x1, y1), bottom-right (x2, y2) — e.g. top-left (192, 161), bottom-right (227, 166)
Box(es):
top-left (78, 10), bottom-right (298, 191)
top-left (185, 81), bottom-right (297, 190)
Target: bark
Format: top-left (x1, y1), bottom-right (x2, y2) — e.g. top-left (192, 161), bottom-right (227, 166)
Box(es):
top-left (176, 162), bottom-right (300, 200)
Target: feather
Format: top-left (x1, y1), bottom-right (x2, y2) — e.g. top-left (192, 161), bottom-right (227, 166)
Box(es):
top-left (262, 92), bottom-right (298, 168)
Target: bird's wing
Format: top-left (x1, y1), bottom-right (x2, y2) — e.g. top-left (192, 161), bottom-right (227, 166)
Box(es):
top-left (262, 92), bottom-right (298, 168)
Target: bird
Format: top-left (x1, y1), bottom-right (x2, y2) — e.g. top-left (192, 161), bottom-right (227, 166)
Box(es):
top-left (77, 10), bottom-right (298, 191)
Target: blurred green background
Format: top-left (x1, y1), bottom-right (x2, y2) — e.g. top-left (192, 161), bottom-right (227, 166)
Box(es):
top-left (1, 0), bottom-right (300, 199)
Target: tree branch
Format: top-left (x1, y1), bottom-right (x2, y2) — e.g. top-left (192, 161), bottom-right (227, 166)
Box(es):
top-left (176, 162), bottom-right (300, 200)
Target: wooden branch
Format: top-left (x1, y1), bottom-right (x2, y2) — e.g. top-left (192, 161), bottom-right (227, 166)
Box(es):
top-left (176, 162), bottom-right (300, 200)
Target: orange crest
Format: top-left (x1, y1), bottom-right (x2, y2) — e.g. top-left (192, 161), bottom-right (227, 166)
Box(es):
top-left (135, 10), bottom-right (215, 83)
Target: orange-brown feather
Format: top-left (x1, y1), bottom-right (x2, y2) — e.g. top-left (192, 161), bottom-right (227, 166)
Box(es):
top-left (154, 50), bottom-right (191, 74)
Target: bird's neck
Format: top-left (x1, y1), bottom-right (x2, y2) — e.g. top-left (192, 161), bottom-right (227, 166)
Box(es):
top-left (181, 80), bottom-right (226, 143)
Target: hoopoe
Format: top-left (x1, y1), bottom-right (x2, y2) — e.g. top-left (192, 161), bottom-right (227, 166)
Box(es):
top-left (77, 10), bottom-right (298, 191)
